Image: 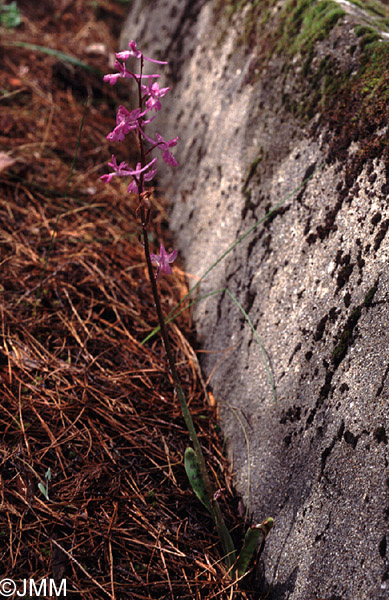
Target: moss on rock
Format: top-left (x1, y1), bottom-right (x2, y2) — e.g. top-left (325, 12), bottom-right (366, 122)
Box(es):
top-left (348, 0), bottom-right (389, 30)
top-left (213, 0), bottom-right (388, 187)
top-left (320, 38), bottom-right (389, 180)
top-left (276, 0), bottom-right (344, 55)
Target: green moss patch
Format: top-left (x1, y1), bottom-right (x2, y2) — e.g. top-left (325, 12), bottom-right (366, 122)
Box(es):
top-left (213, 0), bottom-right (344, 53)
top-left (349, 0), bottom-right (386, 17)
top-left (213, 0), bottom-right (388, 186)
top-left (276, 0), bottom-right (344, 55)
top-left (319, 39), bottom-right (389, 180)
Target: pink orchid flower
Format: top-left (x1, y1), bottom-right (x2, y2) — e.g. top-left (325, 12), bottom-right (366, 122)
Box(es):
top-left (106, 106), bottom-right (154, 143)
top-left (103, 59), bottom-right (133, 85)
top-left (116, 40), bottom-right (168, 65)
top-left (150, 243), bottom-right (178, 278)
top-left (127, 161), bottom-right (158, 194)
top-left (155, 133), bottom-right (179, 166)
top-left (100, 156), bottom-right (157, 184)
top-left (140, 130), bottom-right (179, 167)
top-left (141, 78), bottom-right (170, 112)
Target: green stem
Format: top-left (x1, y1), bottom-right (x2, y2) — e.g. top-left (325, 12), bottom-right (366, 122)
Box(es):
top-left (141, 215), bottom-right (236, 568)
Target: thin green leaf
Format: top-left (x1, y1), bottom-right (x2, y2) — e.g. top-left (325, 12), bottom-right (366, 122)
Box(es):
top-left (222, 402), bottom-right (252, 519)
top-left (226, 288), bottom-right (276, 402)
top-left (184, 447), bottom-right (237, 571)
top-left (141, 288), bottom-right (226, 345)
top-left (211, 499), bottom-right (237, 571)
top-left (3, 41), bottom-right (103, 75)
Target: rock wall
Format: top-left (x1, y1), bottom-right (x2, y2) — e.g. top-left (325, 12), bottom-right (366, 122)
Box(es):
top-left (121, 2), bottom-right (388, 599)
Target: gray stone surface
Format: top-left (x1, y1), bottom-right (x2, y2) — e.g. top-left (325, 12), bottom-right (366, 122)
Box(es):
top-left (121, 1), bottom-right (388, 598)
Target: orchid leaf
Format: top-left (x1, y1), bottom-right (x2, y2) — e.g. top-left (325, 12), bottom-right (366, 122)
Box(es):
top-left (236, 517), bottom-right (274, 577)
top-left (184, 447), bottom-right (212, 513)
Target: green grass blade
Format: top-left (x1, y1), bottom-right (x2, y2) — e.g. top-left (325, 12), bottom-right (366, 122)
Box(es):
top-left (223, 402), bottom-right (252, 519)
top-left (4, 41), bottom-right (103, 75)
top-left (141, 288), bottom-right (226, 345)
top-left (212, 499), bottom-right (237, 572)
top-left (226, 288), bottom-right (276, 403)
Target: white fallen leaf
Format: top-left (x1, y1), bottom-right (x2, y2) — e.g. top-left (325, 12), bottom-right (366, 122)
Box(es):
top-left (0, 152), bottom-right (15, 172)
top-left (84, 43), bottom-right (107, 56)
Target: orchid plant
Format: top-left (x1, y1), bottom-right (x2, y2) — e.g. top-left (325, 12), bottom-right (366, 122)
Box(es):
top-left (100, 40), bottom-right (273, 578)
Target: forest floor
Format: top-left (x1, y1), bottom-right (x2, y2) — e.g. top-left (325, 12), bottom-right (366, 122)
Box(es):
top-left (0, 1), bottom-right (255, 598)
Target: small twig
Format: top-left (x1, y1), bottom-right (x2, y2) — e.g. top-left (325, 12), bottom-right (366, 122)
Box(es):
top-left (50, 538), bottom-right (112, 598)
